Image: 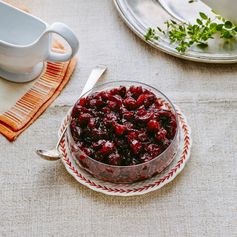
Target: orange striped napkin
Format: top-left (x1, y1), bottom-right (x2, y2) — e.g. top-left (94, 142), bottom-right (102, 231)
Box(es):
top-left (0, 3), bottom-right (77, 141)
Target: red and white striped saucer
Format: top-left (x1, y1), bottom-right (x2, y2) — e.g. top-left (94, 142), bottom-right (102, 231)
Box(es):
top-left (58, 106), bottom-right (192, 196)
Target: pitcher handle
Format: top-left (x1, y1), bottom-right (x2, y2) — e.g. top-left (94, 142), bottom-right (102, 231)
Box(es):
top-left (46, 22), bottom-right (79, 62)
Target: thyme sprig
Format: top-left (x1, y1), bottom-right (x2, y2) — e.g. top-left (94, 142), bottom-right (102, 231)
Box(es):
top-left (145, 12), bottom-right (237, 53)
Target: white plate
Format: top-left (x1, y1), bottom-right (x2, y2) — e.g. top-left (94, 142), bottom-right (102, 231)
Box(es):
top-left (58, 106), bottom-right (192, 196)
top-left (114, 0), bottom-right (237, 63)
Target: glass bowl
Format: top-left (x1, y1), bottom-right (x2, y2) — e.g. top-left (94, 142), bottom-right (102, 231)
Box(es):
top-left (66, 81), bottom-right (180, 183)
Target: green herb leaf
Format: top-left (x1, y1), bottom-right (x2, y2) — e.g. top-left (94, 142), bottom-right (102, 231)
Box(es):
top-left (157, 27), bottom-right (165, 34)
top-left (210, 23), bottom-right (217, 29)
top-left (144, 28), bottom-right (154, 41)
top-left (170, 20), bottom-right (177, 25)
top-left (225, 21), bottom-right (233, 29)
top-left (221, 30), bottom-right (233, 39)
top-left (196, 19), bottom-right (202, 25)
top-left (199, 12), bottom-right (208, 20)
top-left (216, 24), bottom-right (224, 31)
top-left (197, 42), bottom-right (208, 48)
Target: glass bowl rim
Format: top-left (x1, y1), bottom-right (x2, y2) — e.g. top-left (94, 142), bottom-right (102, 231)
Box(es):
top-left (67, 80), bottom-right (179, 168)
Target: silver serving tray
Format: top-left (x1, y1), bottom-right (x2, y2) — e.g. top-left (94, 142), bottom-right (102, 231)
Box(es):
top-left (114, 0), bottom-right (237, 63)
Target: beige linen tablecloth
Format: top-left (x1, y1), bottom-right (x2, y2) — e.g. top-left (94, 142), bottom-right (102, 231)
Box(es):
top-left (0, 1), bottom-right (236, 236)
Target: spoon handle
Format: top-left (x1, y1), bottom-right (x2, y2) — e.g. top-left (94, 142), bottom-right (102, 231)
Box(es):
top-left (56, 65), bottom-right (107, 147)
top-left (80, 64), bottom-right (107, 96)
top-left (55, 65), bottom-right (107, 153)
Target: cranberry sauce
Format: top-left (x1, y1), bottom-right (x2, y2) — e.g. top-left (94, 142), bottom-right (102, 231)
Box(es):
top-left (70, 86), bottom-right (177, 166)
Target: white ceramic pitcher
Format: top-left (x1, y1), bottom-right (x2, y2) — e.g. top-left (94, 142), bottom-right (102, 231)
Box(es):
top-left (0, 1), bottom-right (79, 83)
top-left (202, 0), bottom-right (237, 23)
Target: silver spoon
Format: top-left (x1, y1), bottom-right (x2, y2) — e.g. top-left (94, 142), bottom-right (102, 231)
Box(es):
top-left (36, 64), bottom-right (107, 161)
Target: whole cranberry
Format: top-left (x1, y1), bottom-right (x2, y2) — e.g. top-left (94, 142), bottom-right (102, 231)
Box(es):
top-left (155, 128), bottom-right (167, 141)
top-left (135, 112), bottom-right (154, 123)
top-left (168, 127), bottom-right (177, 139)
top-left (124, 122), bottom-right (134, 130)
top-left (71, 105), bottom-right (81, 117)
top-left (108, 153), bottom-right (121, 165)
top-left (89, 99), bottom-right (97, 107)
top-left (143, 94), bottom-right (156, 107)
top-left (147, 120), bottom-right (160, 132)
top-left (146, 144), bottom-right (161, 157)
top-left (91, 129), bottom-right (106, 139)
top-left (88, 118), bottom-right (96, 129)
top-left (129, 86), bottom-right (143, 98)
top-left (103, 118), bottom-right (113, 127)
top-left (74, 126), bottom-right (82, 137)
top-left (70, 120), bottom-right (77, 131)
top-left (127, 131), bottom-right (139, 141)
top-left (130, 140), bottom-right (142, 154)
top-left (123, 97), bottom-right (137, 110)
top-left (110, 88), bottom-right (119, 95)
top-left (136, 94), bottom-right (147, 106)
top-left (155, 99), bottom-right (163, 108)
top-left (137, 93), bottom-right (156, 107)
top-left (92, 139), bottom-right (106, 149)
top-left (78, 113), bottom-right (92, 126)
top-left (140, 153), bottom-right (153, 162)
top-left (109, 94), bottom-right (123, 107)
top-left (114, 123), bottom-right (126, 136)
top-left (162, 138), bottom-right (171, 149)
top-left (157, 110), bottom-right (173, 119)
top-left (106, 112), bottom-right (117, 121)
top-left (108, 101), bottom-right (118, 110)
top-left (79, 97), bottom-right (88, 106)
top-left (95, 99), bottom-right (105, 108)
top-left (118, 86), bottom-right (126, 97)
top-left (136, 106), bottom-right (147, 116)
top-left (102, 107), bottom-right (111, 113)
top-left (170, 118), bottom-right (177, 127)
top-left (81, 147), bottom-right (93, 156)
top-left (101, 141), bottom-right (115, 155)
top-left (99, 91), bottom-right (109, 100)
top-left (123, 111), bottom-right (134, 120)
top-left (138, 132), bottom-right (148, 142)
